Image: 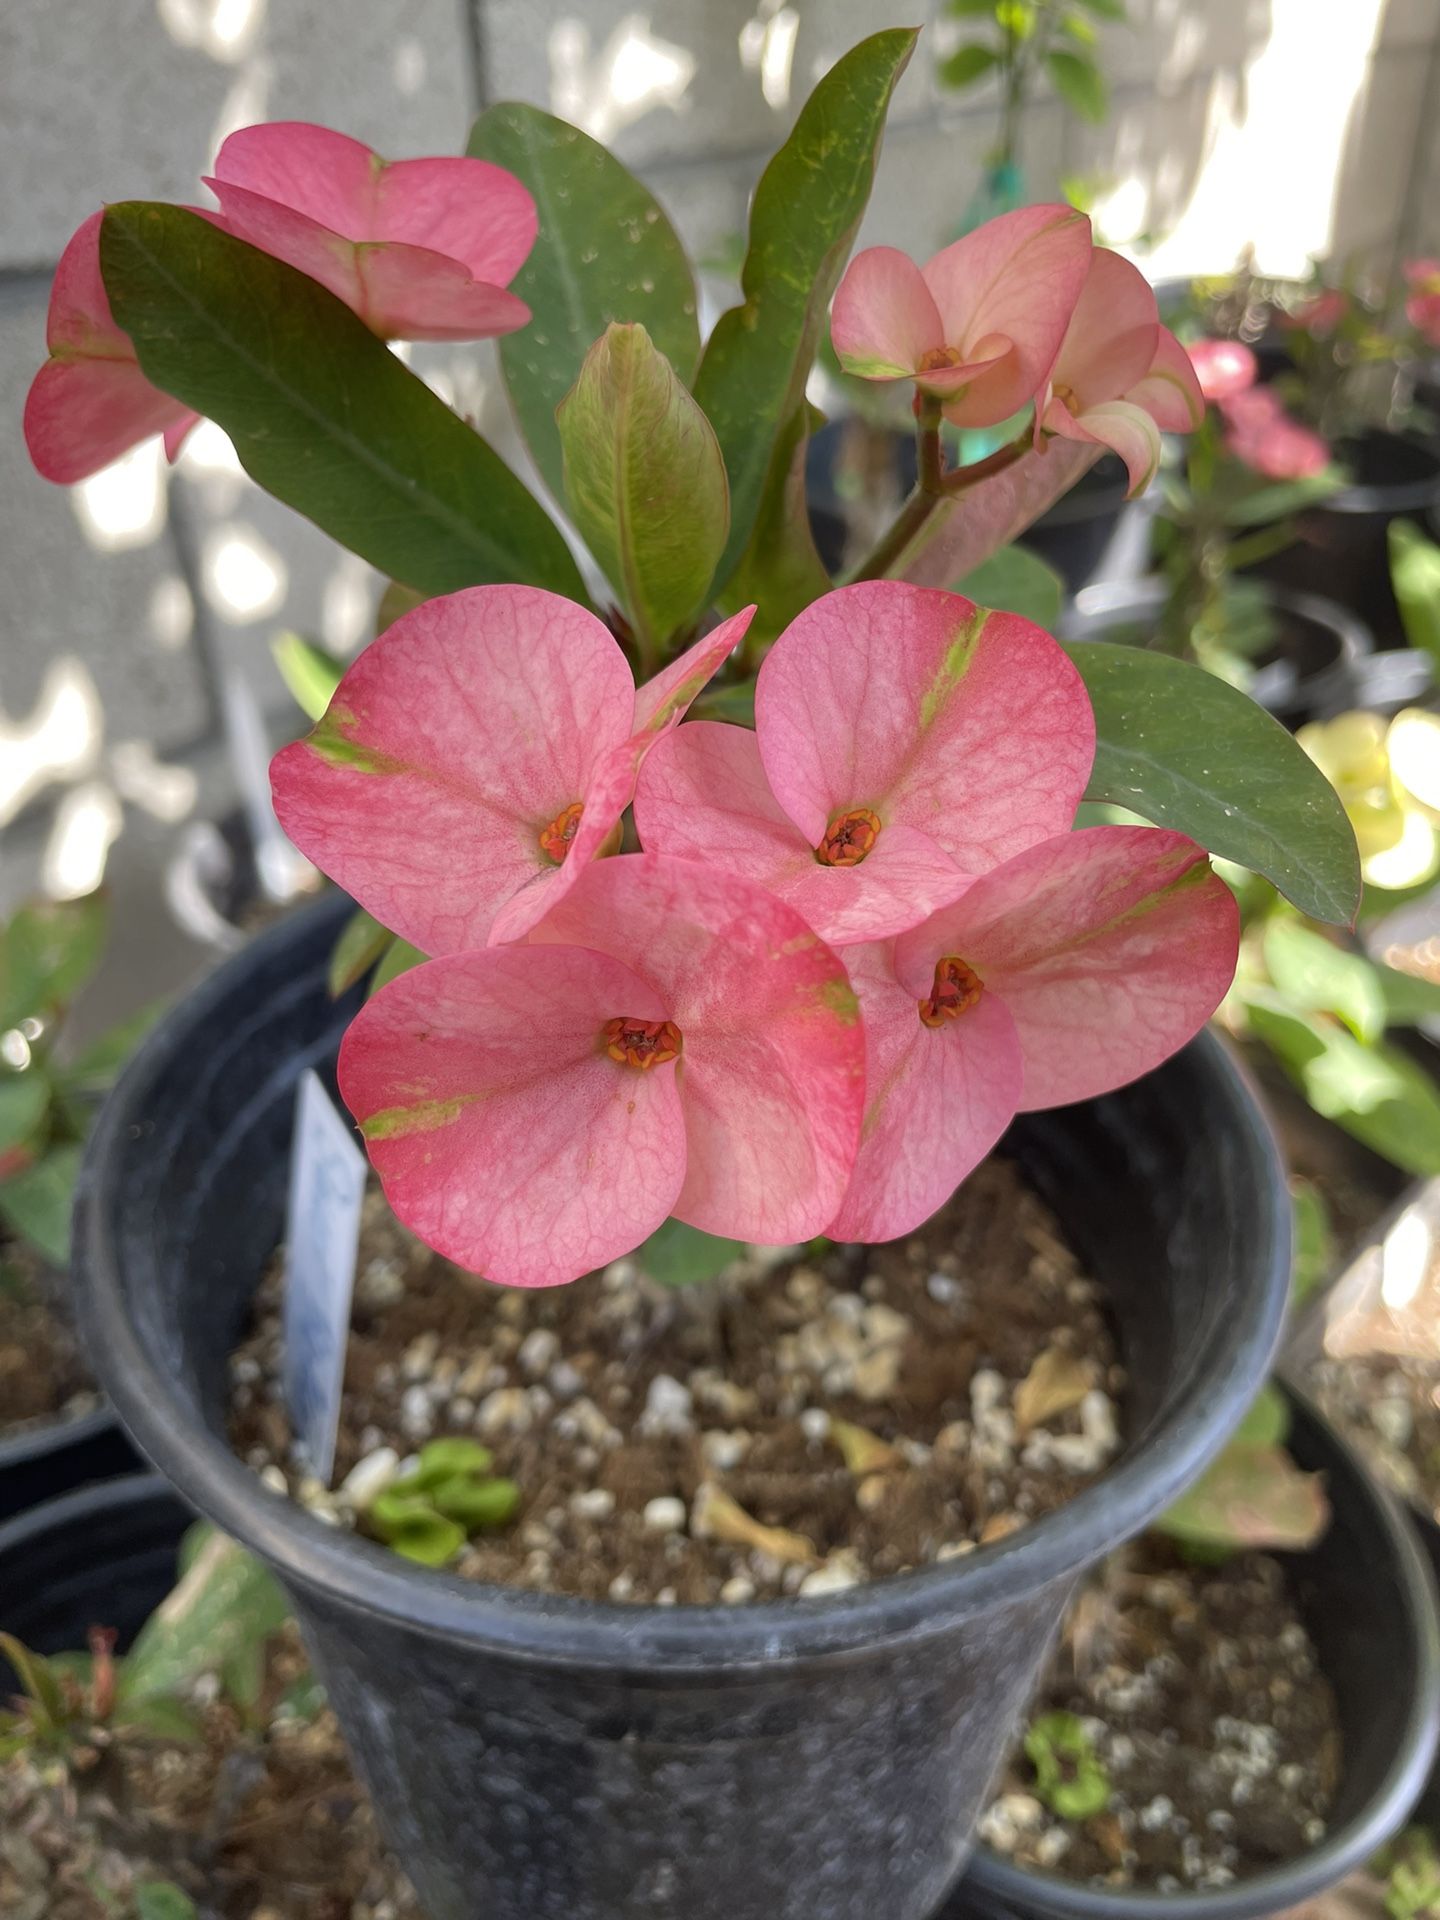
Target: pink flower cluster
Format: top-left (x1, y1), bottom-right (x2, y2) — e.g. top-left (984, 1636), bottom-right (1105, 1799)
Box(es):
top-left (25, 125), bottom-right (535, 484)
top-left (1405, 260), bottom-right (1440, 350)
top-left (830, 208), bottom-right (1204, 496)
top-left (1187, 337), bottom-right (1330, 482)
top-left (274, 582), bottom-right (1238, 1287)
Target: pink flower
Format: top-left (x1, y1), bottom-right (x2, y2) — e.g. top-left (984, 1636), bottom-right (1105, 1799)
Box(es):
top-left (633, 582), bottom-right (1095, 947)
top-left (24, 211), bottom-right (200, 484)
top-left (338, 855), bottom-right (866, 1285)
top-left (828, 827), bottom-right (1239, 1242)
top-left (271, 587), bottom-right (753, 954)
top-left (1280, 288), bottom-right (1349, 336)
top-left (205, 123), bottom-right (536, 341)
top-left (1186, 336), bottom-right (1257, 404)
top-left (1220, 386), bottom-right (1330, 481)
top-left (1404, 260), bottom-right (1440, 349)
top-left (1036, 249), bottom-right (1204, 495)
top-left (830, 206), bottom-right (1093, 428)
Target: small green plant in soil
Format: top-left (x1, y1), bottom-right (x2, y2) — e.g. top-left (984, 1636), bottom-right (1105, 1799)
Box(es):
top-left (1377, 1827), bottom-right (1440, 1920)
top-left (361, 1438), bottom-right (520, 1567)
top-left (1150, 1384), bottom-right (1329, 1561)
top-left (1024, 1710), bottom-right (1112, 1819)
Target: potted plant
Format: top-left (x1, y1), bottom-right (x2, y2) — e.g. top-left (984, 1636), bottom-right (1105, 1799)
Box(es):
top-left (0, 893), bottom-right (151, 1519)
top-left (956, 1384), bottom-right (1440, 1919)
top-left (22, 26), bottom-right (1365, 1920)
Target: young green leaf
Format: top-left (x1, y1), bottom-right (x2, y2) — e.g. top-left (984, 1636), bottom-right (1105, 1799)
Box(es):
top-left (369, 1489), bottom-right (466, 1566)
top-left (101, 205), bottom-right (584, 602)
top-left (637, 1217), bottom-right (745, 1288)
top-left (369, 937), bottom-right (427, 997)
top-left (429, 1476), bottom-right (521, 1531)
top-left (559, 323), bottom-right (729, 652)
top-left (939, 44), bottom-right (1002, 89)
top-left (1290, 1180), bottom-right (1334, 1308)
top-left (1390, 519), bottom-right (1440, 666)
top-left (134, 1883), bottom-right (200, 1920)
top-left (694, 28), bottom-right (918, 594)
top-left (946, 0), bottom-right (1003, 14)
top-left (1046, 48), bottom-right (1108, 121)
top-left (1263, 917), bottom-right (1387, 1043)
top-left (467, 103), bottom-right (700, 503)
top-left (0, 1633), bottom-right (66, 1731)
top-left (0, 893), bottom-right (108, 1033)
top-left (1154, 1429), bottom-right (1329, 1554)
top-left (327, 908), bottom-right (394, 998)
top-left (1065, 643), bottom-right (1362, 926)
top-left (0, 1143), bottom-right (82, 1267)
top-left (0, 1073), bottom-right (50, 1157)
top-left (1244, 995), bottom-right (1440, 1175)
top-left (1373, 959), bottom-right (1440, 1026)
top-left (1075, 0), bottom-right (1127, 15)
top-left (410, 1438), bottom-right (495, 1491)
top-left (119, 1529), bottom-right (288, 1707)
top-left (955, 547), bottom-right (1065, 629)
top-left (271, 632), bottom-right (346, 723)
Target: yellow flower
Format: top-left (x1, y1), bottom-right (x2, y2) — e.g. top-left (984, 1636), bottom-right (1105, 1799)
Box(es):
top-left (1297, 709), bottom-right (1440, 889)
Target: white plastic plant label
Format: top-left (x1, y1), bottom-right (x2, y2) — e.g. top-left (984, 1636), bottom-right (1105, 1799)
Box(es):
top-left (282, 1067), bottom-right (367, 1487)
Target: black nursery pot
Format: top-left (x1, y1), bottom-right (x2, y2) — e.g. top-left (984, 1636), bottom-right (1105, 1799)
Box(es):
top-left (0, 1400), bottom-right (138, 1525)
top-left (956, 1389), bottom-right (1440, 1920)
top-left (0, 1473), bottom-right (189, 1667)
top-left (1249, 429), bottom-right (1440, 646)
top-left (75, 895), bottom-right (1292, 1920)
top-left (1059, 577), bottom-right (1372, 726)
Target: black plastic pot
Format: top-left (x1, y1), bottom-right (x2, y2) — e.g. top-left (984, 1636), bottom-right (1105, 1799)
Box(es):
top-left (1058, 577), bottom-right (1373, 726)
top-left (75, 894), bottom-right (1292, 1920)
top-left (956, 1389), bottom-right (1440, 1920)
top-left (0, 1400), bottom-right (139, 1525)
top-left (1018, 455), bottom-right (1132, 596)
top-left (1250, 430), bottom-right (1440, 646)
top-left (0, 1473), bottom-right (190, 1673)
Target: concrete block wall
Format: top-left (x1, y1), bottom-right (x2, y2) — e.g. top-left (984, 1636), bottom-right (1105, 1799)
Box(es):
top-left (2, 0), bottom-right (1437, 917)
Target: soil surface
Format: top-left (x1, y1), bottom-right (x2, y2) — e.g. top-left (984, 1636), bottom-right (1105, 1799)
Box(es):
top-left (0, 1628), bottom-right (420, 1920)
top-left (229, 1159), bottom-right (1125, 1605)
top-left (0, 1242), bottom-right (100, 1435)
top-left (1310, 1348), bottom-right (1440, 1524)
top-left (981, 1535), bottom-right (1342, 1893)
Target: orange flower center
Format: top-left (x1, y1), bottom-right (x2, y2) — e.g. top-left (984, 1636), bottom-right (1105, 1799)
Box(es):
top-left (816, 807), bottom-right (882, 867)
top-left (539, 800), bottom-right (584, 865)
top-left (918, 956), bottom-right (985, 1028)
top-left (917, 346), bottom-right (964, 372)
top-left (1052, 381), bottom-right (1078, 409)
top-left (602, 1017), bottom-right (683, 1069)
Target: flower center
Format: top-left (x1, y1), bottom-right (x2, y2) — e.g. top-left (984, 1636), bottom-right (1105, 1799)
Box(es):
top-left (917, 346), bottom-right (964, 372)
top-left (539, 800), bottom-right (584, 865)
top-left (816, 807), bottom-right (882, 867)
top-left (1052, 381), bottom-right (1078, 409)
top-left (602, 1017), bottom-right (683, 1069)
top-left (918, 956), bottom-right (984, 1028)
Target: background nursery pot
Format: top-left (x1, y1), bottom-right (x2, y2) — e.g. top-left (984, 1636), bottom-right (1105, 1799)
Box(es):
top-left (954, 1390), bottom-right (1440, 1920)
top-left (0, 1402), bottom-right (138, 1526)
top-left (76, 894), bottom-right (1293, 1920)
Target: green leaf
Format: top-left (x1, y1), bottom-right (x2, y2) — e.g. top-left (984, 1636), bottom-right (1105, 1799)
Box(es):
top-left (1046, 48), bottom-right (1108, 121)
top-left (995, 0), bottom-right (1037, 35)
top-left (0, 1143), bottom-right (81, 1266)
top-left (0, 894), bottom-right (108, 1033)
top-left (1263, 917), bottom-right (1386, 1042)
top-left (101, 205), bottom-right (584, 602)
top-left (61, 999), bottom-right (166, 1099)
top-left (0, 1073), bottom-right (50, 1156)
top-left (410, 1439), bottom-right (494, 1492)
top-left (1290, 1180), bottom-right (1333, 1308)
top-left (0, 1633), bottom-right (65, 1729)
top-left (1154, 1433), bottom-right (1328, 1554)
top-left (271, 632), bottom-right (346, 723)
top-left (119, 1529), bottom-right (288, 1707)
top-left (1075, 0), bottom-right (1128, 18)
top-left (1065, 643), bottom-right (1361, 926)
top-left (369, 936), bottom-right (427, 997)
top-left (956, 546), bottom-right (1064, 629)
top-left (693, 29), bottom-right (918, 594)
top-left (636, 1217), bottom-right (745, 1288)
top-left (946, 0), bottom-right (1002, 14)
top-left (430, 1475), bottom-right (521, 1531)
top-left (939, 44), bottom-right (1002, 88)
top-left (134, 1883), bottom-right (199, 1920)
top-left (559, 323), bottom-right (728, 650)
top-left (1221, 470), bottom-right (1339, 529)
top-left (1389, 519), bottom-right (1440, 666)
top-left (1245, 995), bottom-right (1440, 1175)
top-left (368, 1490), bottom-right (466, 1566)
top-left (375, 578), bottom-right (426, 636)
top-left (718, 401), bottom-right (831, 646)
top-left (1373, 959), bottom-right (1440, 1026)
top-left (1234, 1383), bottom-right (1290, 1449)
top-left (467, 103), bottom-right (700, 504)
top-left (327, 909), bottom-right (393, 998)
top-left (1061, 12), bottom-right (1099, 45)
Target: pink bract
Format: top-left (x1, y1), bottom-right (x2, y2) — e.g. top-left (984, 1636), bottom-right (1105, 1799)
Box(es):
top-left (1221, 386), bottom-right (1330, 481)
top-left (634, 581), bottom-right (1095, 946)
top-left (206, 123), bottom-right (536, 341)
top-left (831, 206), bottom-right (1093, 428)
top-left (1404, 263), bottom-right (1440, 349)
top-left (1186, 336), bottom-right (1257, 403)
top-left (24, 211), bottom-right (200, 485)
top-left (1037, 250), bottom-right (1204, 495)
top-left (339, 855), bottom-right (866, 1285)
top-left (828, 827), bottom-right (1239, 1242)
top-left (270, 586), bottom-right (753, 955)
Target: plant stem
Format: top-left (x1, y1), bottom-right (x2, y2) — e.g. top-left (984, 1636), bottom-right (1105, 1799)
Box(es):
top-left (845, 424), bottom-right (1034, 584)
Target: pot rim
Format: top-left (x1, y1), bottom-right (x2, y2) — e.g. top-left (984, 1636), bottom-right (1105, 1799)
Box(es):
top-left (0, 1401), bottom-right (120, 1473)
top-left (0, 1467), bottom-right (181, 1560)
top-left (1059, 576), bottom-right (1374, 667)
top-left (1323, 429), bottom-right (1440, 518)
top-left (962, 1385), bottom-right (1440, 1920)
top-left (76, 895), bottom-right (1291, 1674)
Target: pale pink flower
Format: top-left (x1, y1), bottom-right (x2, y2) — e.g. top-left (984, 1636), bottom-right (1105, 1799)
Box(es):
top-left (1404, 260), bottom-right (1440, 349)
top-left (1220, 386), bottom-right (1330, 481)
top-left (1186, 337), bottom-right (1257, 404)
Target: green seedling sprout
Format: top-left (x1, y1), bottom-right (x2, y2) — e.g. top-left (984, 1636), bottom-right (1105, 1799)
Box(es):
top-left (1023, 1710), bottom-right (1112, 1820)
top-left (1378, 1827), bottom-right (1440, 1919)
top-left (364, 1437), bottom-right (520, 1567)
